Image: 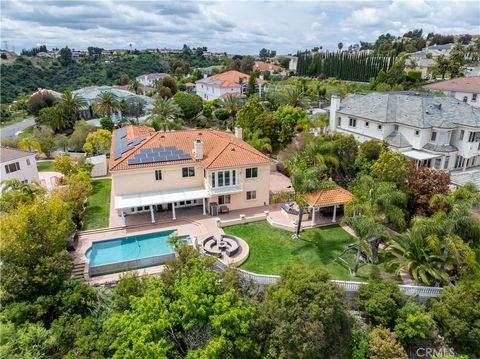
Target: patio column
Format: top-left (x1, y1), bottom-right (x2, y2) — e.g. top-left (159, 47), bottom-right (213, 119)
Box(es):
top-left (172, 202), bottom-right (176, 220)
top-left (202, 198), bottom-right (206, 215)
top-left (150, 205), bottom-right (156, 224)
top-left (121, 210), bottom-right (126, 227)
top-left (332, 205), bottom-right (337, 223)
top-left (311, 207), bottom-right (316, 226)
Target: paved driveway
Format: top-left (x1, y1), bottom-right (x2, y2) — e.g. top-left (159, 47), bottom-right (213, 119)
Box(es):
top-left (1, 118), bottom-right (35, 138)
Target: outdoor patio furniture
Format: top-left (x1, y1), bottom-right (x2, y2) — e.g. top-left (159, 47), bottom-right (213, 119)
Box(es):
top-left (219, 205), bottom-right (230, 214)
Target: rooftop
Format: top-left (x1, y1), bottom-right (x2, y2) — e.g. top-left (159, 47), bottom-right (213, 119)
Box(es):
top-left (338, 92), bottom-right (480, 129)
top-left (306, 187), bottom-right (354, 207)
top-left (0, 147), bottom-right (35, 163)
top-left (72, 86), bottom-right (155, 106)
top-left (423, 76), bottom-right (480, 93)
top-left (109, 126), bottom-right (271, 171)
top-left (253, 62), bottom-right (283, 72)
top-left (136, 73), bottom-right (169, 80)
top-left (196, 70), bottom-right (266, 88)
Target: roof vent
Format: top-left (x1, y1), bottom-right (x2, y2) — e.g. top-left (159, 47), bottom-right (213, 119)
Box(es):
top-left (434, 103), bottom-right (442, 110)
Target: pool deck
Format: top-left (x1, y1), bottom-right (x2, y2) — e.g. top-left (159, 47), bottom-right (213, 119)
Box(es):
top-left (75, 203), bottom-right (344, 285)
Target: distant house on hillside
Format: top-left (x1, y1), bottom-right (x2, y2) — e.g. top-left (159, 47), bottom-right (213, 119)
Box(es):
top-left (195, 70), bottom-right (266, 101)
top-left (198, 65), bottom-right (226, 76)
top-left (423, 76), bottom-right (480, 108)
top-left (0, 147), bottom-right (39, 187)
top-left (136, 73), bottom-right (169, 87)
top-left (411, 43), bottom-right (455, 59)
top-left (328, 92), bottom-right (480, 186)
top-left (73, 86), bottom-right (155, 122)
top-left (31, 88), bottom-right (62, 98)
top-left (252, 62), bottom-right (286, 76)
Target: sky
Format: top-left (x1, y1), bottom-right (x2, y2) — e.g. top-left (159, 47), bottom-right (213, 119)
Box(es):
top-left (1, 0), bottom-right (479, 55)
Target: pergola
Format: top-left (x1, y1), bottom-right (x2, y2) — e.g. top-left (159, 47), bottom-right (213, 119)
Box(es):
top-left (305, 187), bottom-right (355, 226)
top-left (114, 187), bottom-right (209, 227)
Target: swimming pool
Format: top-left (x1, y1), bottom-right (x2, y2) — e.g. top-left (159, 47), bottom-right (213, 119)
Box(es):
top-left (85, 230), bottom-right (191, 276)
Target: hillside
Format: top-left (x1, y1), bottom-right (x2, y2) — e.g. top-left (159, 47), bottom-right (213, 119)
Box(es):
top-left (0, 54), bottom-right (168, 103)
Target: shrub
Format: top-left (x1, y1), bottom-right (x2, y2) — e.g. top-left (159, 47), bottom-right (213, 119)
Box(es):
top-left (394, 302), bottom-right (435, 345)
top-left (100, 117), bottom-right (114, 132)
top-left (368, 326), bottom-right (408, 359)
top-left (358, 280), bottom-right (404, 327)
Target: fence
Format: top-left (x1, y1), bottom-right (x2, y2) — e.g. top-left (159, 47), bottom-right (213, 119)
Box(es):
top-left (215, 260), bottom-right (443, 299)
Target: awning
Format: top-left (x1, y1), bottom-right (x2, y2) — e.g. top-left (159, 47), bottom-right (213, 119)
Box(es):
top-left (114, 187), bottom-right (209, 210)
top-left (402, 150), bottom-right (438, 161)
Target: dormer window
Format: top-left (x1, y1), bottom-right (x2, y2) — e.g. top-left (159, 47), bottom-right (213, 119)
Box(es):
top-left (431, 131), bottom-right (437, 142)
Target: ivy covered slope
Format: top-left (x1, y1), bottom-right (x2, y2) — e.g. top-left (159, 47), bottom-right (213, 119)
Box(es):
top-left (0, 54), bottom-right (167, 103)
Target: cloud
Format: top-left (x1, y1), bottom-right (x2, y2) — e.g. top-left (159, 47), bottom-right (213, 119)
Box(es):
top-left (0, 0), bottom-right (478, 54)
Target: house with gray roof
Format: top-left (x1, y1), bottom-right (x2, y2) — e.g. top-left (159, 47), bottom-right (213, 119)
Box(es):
top-left (329, 92), bottom-right (480, 182)
top-left (73, 86), bottom-right (155, 123)
top-left (0, 147), bottom-right (39, 187)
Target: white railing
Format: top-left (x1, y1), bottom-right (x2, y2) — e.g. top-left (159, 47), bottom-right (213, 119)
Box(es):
top-left (207, 183), bottom-right (243, 195)
top-left (215, 259), bottom-right (443, 298)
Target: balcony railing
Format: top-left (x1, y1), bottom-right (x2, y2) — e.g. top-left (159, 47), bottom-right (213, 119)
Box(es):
top-left (207, 182), bottom-right (243, 195)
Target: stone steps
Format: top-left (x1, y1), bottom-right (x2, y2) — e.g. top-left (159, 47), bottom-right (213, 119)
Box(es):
top-left (72, 262), bottom-right (85, 280)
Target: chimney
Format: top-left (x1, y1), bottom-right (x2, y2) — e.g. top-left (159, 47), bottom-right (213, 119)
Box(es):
top-left (259, 74), bottom-right (264, 80)
top-left (329, 94), bottom-right (341, 132)
top-left (193, 138), bottom-right (203, 160)
top-left (203, 73), bottom-right (208, 78)
top-left (234, 126), bottom-right (243, 139)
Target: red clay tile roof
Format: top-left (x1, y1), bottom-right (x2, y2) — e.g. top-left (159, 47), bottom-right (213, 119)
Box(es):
top-left (306, 187), bottom-right (354, 207)
top-left (253, 63), bottom-right (283, 72)
top-left (196, 70), bottom-right (266, 88)
top-left (109, 126), bottom-right (271, 171)
top-left (423, 76), bottom-right (480, 93)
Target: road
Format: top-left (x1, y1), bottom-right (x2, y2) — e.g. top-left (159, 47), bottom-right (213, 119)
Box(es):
top-left (1, 118), bottom-right (35, 138)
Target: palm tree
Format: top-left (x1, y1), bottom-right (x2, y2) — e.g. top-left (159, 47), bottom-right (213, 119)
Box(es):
top-left (345, 175), bottom-right (408, 230)
top-left (281, 87), bottom-right (309, 108)
top-left (304, 135), bottom-right (339, 176)
top-left (386, 229), bottom-right (449, 285)
top-left (56, 90), bottom-right (87, 126)
top-left (147, 97), bottom-right (183, 132)
top-left (245, 129), bottom-right (272, 153)
top-left (222, 94), bottom-right (241, 130)
top-left (343, 215), bottom-right (387, 276)
top-left (311, 113), bottom-right (329, 135)
top-left (128, 79), bottom-right (141, 94)
top-left (92, 92), bottom-right (123, 118)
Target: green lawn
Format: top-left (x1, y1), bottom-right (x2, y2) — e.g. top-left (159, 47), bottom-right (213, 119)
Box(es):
top-left (37, 161), bottom-right (55, 172)
top-left (83, 179), bottom-right (111, 230)
top-left (223, 221), bottom-right (396, 281)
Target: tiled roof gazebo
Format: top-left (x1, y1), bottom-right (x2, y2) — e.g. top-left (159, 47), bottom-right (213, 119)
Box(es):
top-left (306, 187), bottom-right (354, 225)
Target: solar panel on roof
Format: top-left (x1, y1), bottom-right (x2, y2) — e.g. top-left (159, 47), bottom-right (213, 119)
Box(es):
top-left (127, 146), bottom-right (192, 164)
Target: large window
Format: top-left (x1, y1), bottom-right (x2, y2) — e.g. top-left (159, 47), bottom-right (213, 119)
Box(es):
top-left (431, 131), bottom-right (437, 142)
top-left (348, 118), bottom-right (357, 128)
top-left (211, 170), bottom-right (237, 187)
top-left (5, 162), bottom-right (20, 174)
top-left (468, 131), bottom-right (480, 143)
top-left (444, 156), bottom-right (450, 169)
top-left (155, 170), bottom-right (162, 181)
top-left (246, 191), bottom-right (256, 201)
top-left (245, 167), bottom-right (258, 179)
top-left (182, 167), bottom-right (195, 178)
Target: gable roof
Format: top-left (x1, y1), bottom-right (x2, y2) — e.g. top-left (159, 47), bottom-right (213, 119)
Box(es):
top-left (253, 62), bottom-right (283, 72)
top-left (423, 76), bottom-right (480, 93)
top-left (306, 187), bottom-right (354, 207)
top-left (196, 70), bottom-right (266, 88)
top-left (338, 92), bottom-right (480, 129)
top-left (0, 147), bottom-right (35, 163)
top-left (109, 126), bottom-right (271, 171)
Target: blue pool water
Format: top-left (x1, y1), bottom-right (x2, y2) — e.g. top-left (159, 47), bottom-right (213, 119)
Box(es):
top-left (85, 230), bottom-right (190, 267)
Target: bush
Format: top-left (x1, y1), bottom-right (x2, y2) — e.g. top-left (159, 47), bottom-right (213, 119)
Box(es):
top-left (407, 70), bottom-right (422, 82)
top-left (28, 91), bottom-right (56, 115)
top-left (358, 280), bottom-right (404, 327)
top-left (158, 86), bottom-right (172, 98)
top-left (368, 326), bottom-right (408, 359)
top-left (394, 302), bottom-right (435, 345)
top-left (100, 117), bottom-right (114, 132)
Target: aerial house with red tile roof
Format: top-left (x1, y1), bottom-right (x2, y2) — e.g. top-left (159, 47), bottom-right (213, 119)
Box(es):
top-left (195, 70), bottom-right (266, 101)
top-left (110, 125), bottom-right (272, 226)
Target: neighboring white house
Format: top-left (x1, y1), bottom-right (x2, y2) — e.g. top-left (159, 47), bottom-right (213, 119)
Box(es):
top-left (195, 70), bottom-right (266, 101)
top-left (252, 62), bottom-right (287, 76)
top-left (0, 147), bottom-right (39, 186)
top-left (328, 92), bottom-right (480, 179)
top-left (288, 56), bottom-right (298, 72)
top-left (135, 73), bottom-right (169, 87)
top-left (423, 76), bottom-right (480, 108)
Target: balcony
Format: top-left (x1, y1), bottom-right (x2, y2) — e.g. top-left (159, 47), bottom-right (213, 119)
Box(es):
top-left (207, 182), bottom-right (243, 195)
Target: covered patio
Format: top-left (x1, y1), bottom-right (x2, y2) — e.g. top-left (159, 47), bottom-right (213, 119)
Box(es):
top-left (114, 187), bottom-right (209, 227)
top-left (402, 149), bottom-right (440, 168)
top-left (306, 187), bottom-right (355, 226)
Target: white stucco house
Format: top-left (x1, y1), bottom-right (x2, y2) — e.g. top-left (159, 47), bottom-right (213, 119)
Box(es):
top-left (135, 73), bottom-right (169, 87)
top-left (195, 70), bottom-right (266, 101)
top-left (423, 76), bottom-right (480, 108)
top-left (328, 92), bottom-right (480, 185)
top-left (0, 147), bottom-right (39, 186)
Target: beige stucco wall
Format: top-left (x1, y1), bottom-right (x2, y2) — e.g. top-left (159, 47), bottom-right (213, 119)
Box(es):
top-left (112, 162), bottom-right (271, 212)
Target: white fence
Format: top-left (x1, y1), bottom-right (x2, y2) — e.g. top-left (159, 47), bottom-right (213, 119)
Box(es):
top-left (216, 260), bottom-right (443, 298)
